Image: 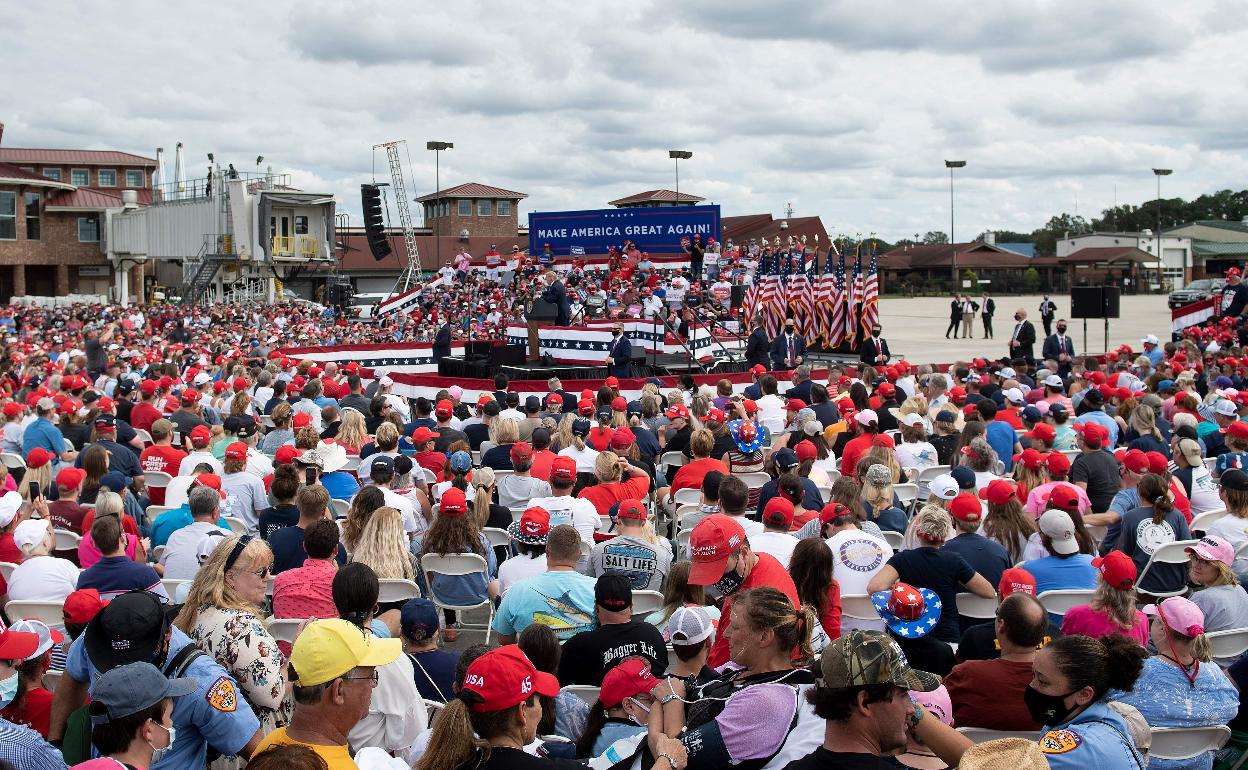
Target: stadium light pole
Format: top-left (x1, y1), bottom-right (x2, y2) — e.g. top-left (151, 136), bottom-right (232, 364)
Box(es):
top-left (945, 160), bottom-right (966, 287)
top-left (1153, 168), bottom-right (1173, 284)
top-left (427, 141), bottom-right (453, 270)
top-left (669, 150), bottom-right (692, 205)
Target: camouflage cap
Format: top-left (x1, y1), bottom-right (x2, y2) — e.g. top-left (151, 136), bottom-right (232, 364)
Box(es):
top-left (817, 629), bottom-right (940, 692)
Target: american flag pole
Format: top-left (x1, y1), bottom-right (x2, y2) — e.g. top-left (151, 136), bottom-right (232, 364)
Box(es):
top-left (831, 241), bottom-right (846, 348)
top-left (860, 237), bottom-right (880, 338)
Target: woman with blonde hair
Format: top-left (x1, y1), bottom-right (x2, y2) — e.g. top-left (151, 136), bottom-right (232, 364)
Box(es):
top-left (351, 505), bottom-right (417, 581)
top-left (78, 489), bottom-right (144, 567)
top-left (1062, 550), bottom-right (1148, 645)
top-left (293, 425), bottom-right (320, 451)
top-left (259, 402), bottom-right (294, 454)
top-left (482, 418), bottom-right (520, 470)
top-left (415, 487), bottom-right (498, 640)
top-left (1124, 403), bottom-right (1166, 456)
top-left (857, 461), bottom-right (907, 533)
top-left (341, 484), bottom-right (386, 554)
top-left (18, 449), bottom-right (52, 501)
top-left (175, 534), bottom-right (290, 736)
top-left (469, 466), bottom-right (510, 530)
top-left (335, 408), bottom-right (368, 455)
top-left (1185, 535), bottom-right (1248, 664)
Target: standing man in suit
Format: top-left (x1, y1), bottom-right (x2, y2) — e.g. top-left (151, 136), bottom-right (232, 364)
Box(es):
top-left (432, 319), bottom-right (453, 360)
top-left (541, 270), bottom-right (572, 326)
top-left (1009, 308), bottom-right (1037, 365)
top-left (605, 322), bottom-right (632, 379)
top-left (961, 295), bottom-right (980, 338)
top-left (981, 292), bottom-right (996, 338)
top-left (859, 322), bottom-right (891, 366)
top-left (744, 316), bottom-right (771, 368)
top-left (770, 318), bottom-right (805, 371)
top-left (1041, 318), bottom-right (1076, 375)
top-left (1039, 294), bottom-right (1058, 337)
top-left (946, 294), bottom-right (963, 339)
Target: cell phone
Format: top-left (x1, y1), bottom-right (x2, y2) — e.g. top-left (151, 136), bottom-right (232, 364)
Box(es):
top-left (305, 468), bottom-right (316, 486)
top-left (173, 431), bottom-right (182, 446)
top-left (28, 481), bottom-right (39, 500)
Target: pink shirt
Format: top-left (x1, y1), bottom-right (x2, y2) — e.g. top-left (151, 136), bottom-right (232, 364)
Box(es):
top-left (1060, 604), bottom-right (1148, 646)
top-left (271, 558), bottom-right (337, 620)
top-left (1024, 481), bottom-right (1092, 518)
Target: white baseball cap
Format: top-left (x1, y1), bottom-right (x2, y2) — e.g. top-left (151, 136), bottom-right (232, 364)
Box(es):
top-left (1038, 509), bottom-right (1079, 555)
top-left (929, 475), bottom-right (959, 501)
top-left (1216, 399), bottom-right (1238, 417)
top-left (1003, 388), bottom-right (1024, 404)
top-left (1142, 334), bottom-right (1159, 346)
top-left (0, 491), bottom-right (22, 528)
top-left (1044, 375), bottom-right (1064, 388)
top-left (12, 519), bottom-right (50, 553)
top-left (855, 409), bottom-right (879, 426)
top-left (666, 606), bottom-right (714, 645)
top-left (999, 367), bottom-right (1017, 379)
top-left (900, 413), bottom-right (925, 428)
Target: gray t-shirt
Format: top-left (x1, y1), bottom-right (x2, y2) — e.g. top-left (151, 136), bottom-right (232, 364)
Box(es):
top-left (497, 475), bottom-right (553, 510)
top-left (1190, 583), bottom-right (1248, 665)
top-left (587, 533), bottom-right (673, 591)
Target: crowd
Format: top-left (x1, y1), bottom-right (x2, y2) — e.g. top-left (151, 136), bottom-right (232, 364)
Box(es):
top-left (0, 292), bottom-right (1245, 770)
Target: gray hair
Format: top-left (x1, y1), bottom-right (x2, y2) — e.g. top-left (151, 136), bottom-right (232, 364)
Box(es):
top-left (189, 486), bottom-right (221, 519)
top-left (793, 365), bottom-right (811, 383)
top-left (928, 373), bottom-right (948, 392)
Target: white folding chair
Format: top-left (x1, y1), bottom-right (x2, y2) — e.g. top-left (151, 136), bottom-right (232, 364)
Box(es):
top-left (676, 529), bottom-right (691, 559)
top-left (1205, 628), bottom-right (1248, 661)
top-left (0, 562), bottom-right (17, 582)
top-left (161, 578), bottom-right (189, 597)
top-left (223, 517), bottom-right (247, 535)
top-left (145, 505), bottom-right (178, 522)
top-left (330, 498), bottom-right (351, 519)
top-left (882, 530), bottom-right (904, 551)
top-left (840, 594), bottom-right (881, 622)
top-left (631, 590), bottom-right (664, 616)
top-left (660, 451), bottom-right (685, 470)
top-left (4, 600), bottom-right (65, 627)
top-left (1205, 457), bottom-right (1219, 474)
top-left (676, 508), bottom-right (710, 537)
top-left (993, 459), bottom-right (1006, 475)
top-left (340, 456), bottom-right (361, 474)
top-left (816, 485), bottom-right (834, 501)
top-left (419, 553), bottom-right (493, 643)
top-left (561, 685), bottom-right (600, 705)
top-left (1085, 524), bottom-right (1108, 550)
top-left (736, 471), bottom-right (771, 491)
top-left (1137, 539), bottom-right (1201, 599)
top-left (134, 428), bottom-right (155, 445)
top-left (143, 470), bottom-right (174, 495)
top-left (377, 579), bottom-right (423, 603)
top-left (893, 483), bottom-right (920, 510)
top-left (955, 592), bottom-right (999, 621)
top-left (1036, 589), bottom-right (1095, 617)
top-left (421, 467), bottom-right (438, 485)
top-left (1189, 508), bottom-right (1229, 534)
top-left (1148, 725), bottom-right (1231, 760)
top-left (915, 465), bottom-right (952, 490)
top-left (0, 453), bottom-right (26, 473)
top-left (267, 617), bottom-right (307, 645)
top-left (673, 488), bottom-right (701, 507)
top-left (958, 727), bottom-right (1040, 743)
top-left (52, 528), bottom-right (81, 551)
top-left (580, 539), bottom-right (592, 558)
top-left (42, 669), bottom-right (61, 692)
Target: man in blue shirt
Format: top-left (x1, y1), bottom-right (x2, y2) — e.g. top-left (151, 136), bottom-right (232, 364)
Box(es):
top-left (1141, 334), bottom-right (1165, 367)
top-left (49, 591), bottom-right (263, 767)
top-left (942, 492), bottom-right (1011, 591)
top-left (22, 398), bottom-right (73, 463)
top-left (979, 400), bottom-right (1019, 473)
top-left (1072, 388), bottom-right (1119, 447)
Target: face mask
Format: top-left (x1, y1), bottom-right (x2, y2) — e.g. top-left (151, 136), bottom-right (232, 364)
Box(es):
top-left (149, 720), bottom-right (176, 764)
top-left (0, 673), bottom-right (16, 709)
top-left (714, 561), bottom-right (746, 596)
top-left (626, 697), bottom-right (652, 726)
top-left (1023, 684), bottom-right (1078, 726)
top-left (1015, 314), bottom-right (1023, 321)
top-left (1057, 326), bottom-right (1067, 334)
top-left (872, 329), bottom-right (882, 337)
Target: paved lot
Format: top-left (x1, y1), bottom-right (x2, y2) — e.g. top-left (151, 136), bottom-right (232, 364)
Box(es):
top-left (876, 293), bottom-right (1172, 362)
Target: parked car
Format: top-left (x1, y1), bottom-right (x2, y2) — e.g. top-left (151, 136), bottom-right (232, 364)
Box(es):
top-left (1169, 278), bottom-right (1225, 309)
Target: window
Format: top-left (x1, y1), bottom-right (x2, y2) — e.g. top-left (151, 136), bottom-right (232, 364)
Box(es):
top-left (497, 200), bottom-right (511, 217)
top-left (441, 202), bottom-right (450, 217)
top-left (477, 200), bottom-right (493, 216)
top-left (78, 216), bottom-right (99, 242)
top-left (0, 193), bottom-right (14, 240)
top-left (97, 170), bottom-right (117, 187)
top-left (24, 193), bottom-right (39, 241)
top-left (295, 215), bottom-right (308, 234)
top-left (125, 170), bottom-right (144, 187)
top-left (426, 204), bottom-right (436, 220)
top-left (71, 168), bottom-right (89, 186)
top-left (458, 199), bottom-right (472, 217)
top-left (42, 168), bottom-right (61, 181)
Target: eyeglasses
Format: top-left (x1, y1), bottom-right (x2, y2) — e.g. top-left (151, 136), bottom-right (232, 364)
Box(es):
top-left (342, 670), bottom-right (379, 686)
top-left (250, 566), bottom-right (271, 579)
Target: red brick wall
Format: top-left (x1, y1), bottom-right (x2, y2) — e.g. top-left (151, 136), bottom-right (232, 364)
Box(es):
top-left (424, 199), bottom-right (519, 239)
top-left (0, 182), bottom-right (109, 296)
top-left (12, 165), bottom-right (148, 188)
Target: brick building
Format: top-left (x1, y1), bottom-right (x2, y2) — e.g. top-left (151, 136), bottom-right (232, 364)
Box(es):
top-left (415, 182), bottom-right (527, 241)
top-left (0, 139), bottom-right (156, 300)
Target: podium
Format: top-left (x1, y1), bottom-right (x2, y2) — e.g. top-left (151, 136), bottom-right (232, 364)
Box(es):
top-left (526, 298), bottom-right (559, 361)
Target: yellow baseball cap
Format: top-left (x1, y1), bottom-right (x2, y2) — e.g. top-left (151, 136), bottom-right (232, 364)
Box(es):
top-left (289, 619), bottom-right (401, 686)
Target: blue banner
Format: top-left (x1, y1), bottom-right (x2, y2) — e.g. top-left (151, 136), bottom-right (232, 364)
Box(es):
top-left (529, 205), bottom-right (721, 256)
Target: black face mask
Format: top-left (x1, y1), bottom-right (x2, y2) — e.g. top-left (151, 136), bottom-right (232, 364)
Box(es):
top-left (785, 327), bottom-right (795, 334)
top-left (1015, 314), bottom-right (1023, 322)
top-left (714, 562), bottom-right (746, 596)
top-left (1023, 684), bottom-right (1079, 726)
top-left (1057, 326), bottom-right (1067, 334)
top-left (872, 329), bottom-right (882, 337)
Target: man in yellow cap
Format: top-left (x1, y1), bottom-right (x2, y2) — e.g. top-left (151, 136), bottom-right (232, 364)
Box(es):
top-left (254, 618), bottom-right (400, 768)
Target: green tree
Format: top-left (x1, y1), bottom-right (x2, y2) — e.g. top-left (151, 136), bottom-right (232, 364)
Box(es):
top-left (961, 268), bottom-right (979, 289)
top-left (1023, 266), bottom-right (1040, 292)
top-left (923, 231), bottom-right (949, 244)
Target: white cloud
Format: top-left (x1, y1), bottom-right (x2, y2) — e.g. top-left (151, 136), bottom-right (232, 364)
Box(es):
top-left (0, 0), bottom-right (1245, 241)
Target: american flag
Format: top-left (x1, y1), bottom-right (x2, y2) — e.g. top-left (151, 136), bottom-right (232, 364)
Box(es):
top-left (860, 241), bottom-right (880, 338)
top-left (829, 247), bottom-right (847, 346)
top-left (813, 249), bottom-right (836, 345)
top-left (787, 250), bottom-right (814, 338)
top-left (846, 246), bottom-right (862, 348)
top-left (759, 253), bottom-right (787, 337)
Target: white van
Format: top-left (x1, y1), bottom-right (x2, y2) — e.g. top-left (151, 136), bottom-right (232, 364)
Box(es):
top-left (350, 292), bottom-right (395, 320)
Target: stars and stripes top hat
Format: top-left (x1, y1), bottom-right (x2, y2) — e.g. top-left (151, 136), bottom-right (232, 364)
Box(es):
top-left (871, 582), bottom-right (942, 639)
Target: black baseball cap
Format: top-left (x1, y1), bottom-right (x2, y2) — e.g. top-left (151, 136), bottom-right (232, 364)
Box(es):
top-left (236, 419), bottom-right (258, 440)
top-left (525, 395), bottom-right (541, 411)
top-left (85, 591), bottom-right (169, 673)
top-left (1222, 469), bottom-right (1248, 492)
top-left (595, 574), bottom-right (633, 612)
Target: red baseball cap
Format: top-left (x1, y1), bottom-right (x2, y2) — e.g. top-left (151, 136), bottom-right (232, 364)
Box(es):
top-left (193, 473), bottom-right (227, 499)
top-left (515, 506), bottom-right (550, 540)
top-left (63, 587), bottom-right (109, 626)
top-left (665, 404), bottom-right (689, 420)
top-left (750, 364), bottom-right (766, 375)
top-left (1227, 421), bottom-right (1248, 440)
top-left (1012, 448), bottom-right (1047, 470)
top-left (435, 399), bottom-right (454, 418)
top-left (275, 445), bottom-right (300, 465)
top-left (617, 499), bottom-right (648, 521)
top-left (1145, 451), bottom-right (1170, 475)
top-left (1045, 451), bottom-right (1071, 475)
top-left (688, 514), bottom-right (747, 585)
top-left (1046, 483), bottom-right (1081, 513)
top-left (411, 426), bottom-right (440, 444)
top-left (998, 567), bottom-right (1037, 597)
top-left (1073, 421), bottom-right (1108, 447)
top-left (1092, 550), bottom-right (1137, 590)
top-left (876, 382), bottom-right (896, 398)
top-left (1, 402), bottom-right (22, 418)
top-left (459, 646), bottom-right (559, 712)
top-left (224, 441), bottom-right (249, 461)
top-left (793, 440), bottom-right (817, 463)
top-left (578, 399), bottom-right (596, 416)
top-left (605, 376), bottom-right (620, 388)
top-left (763, 497), bottom-right (795, 528)
top-left (140, 379), bottom-right (159, 396)
top-left (25, 447), bottom-right (54, 469)
top-left (440, 487), bottom-right (468, 517)
top-left (742, 399), bottom-right (758, 414)
top-left (784, 398), bottom-right (805, 412)
top-left (232, 377), bottom-right (249, 392)
top-left (949, 493), bottom-right (983, 523)
top-left (1025, 423), bottom-right (1056, 443)
top-left (609, 427), bottom-right (635, 451)
top-left (818, 502), bottom-right (854, 526)
top-left (510, 442), bottom-right (534, 463)
top-left (706, 407), bottom-right (727, 424)
top-left (292, 412), bottom-right (312, 429)
top-left (56, 467), bottom-right (86, 490)
top-left (158, 376), bottom-right (174, 390)
top-left (611, 396), bottom-right (627, 412)
top-left (977, 479), bottom-right (1019, 507)
top-left (180, 390), bottom-right (199, 407)
top-left (1119, 448), bottom-right (1149, 475)
top-left (190, 424), bottom-right (212, 447)
top-left (550, 455), bottom-right (577, 483)
top-left (600, 656), bottom-right (656, 709)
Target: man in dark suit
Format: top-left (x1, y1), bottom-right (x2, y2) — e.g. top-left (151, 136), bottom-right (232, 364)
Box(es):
top-left (1041, 318), bottom-right (1076, 375)
top-left (432, 320), bottom-right (453, 360)
top-left (541, 271), bottom-right (571, 326)
top-left (859, 323), bottom-right (891, 366)
top-left (1009, 307), bottom-right (1037, 365)
top-left (769, 318), bottom-right (805, 371)
top-left (744, 316), bottom-right (770, 368)
top-left (605, 322), bottom-right (632, 379)
top-left (785, 365), bottom-right (814, 404)
top-left (946, 294), bottom-right (963, 339)
top-left (980, 292), bottom-right (996, 338)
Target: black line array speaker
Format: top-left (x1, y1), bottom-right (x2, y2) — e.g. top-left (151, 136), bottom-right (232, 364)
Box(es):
top-left (1071, 286), bottom-right (1121, 319)
top-left (360, 184), bottom-right (391, 260)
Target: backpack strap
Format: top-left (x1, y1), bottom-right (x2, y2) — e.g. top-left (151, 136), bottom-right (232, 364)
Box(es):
top-left (164, 643), bottom-right (206, 678)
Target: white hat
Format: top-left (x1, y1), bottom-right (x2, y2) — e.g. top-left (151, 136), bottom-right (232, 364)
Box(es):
top-left (195, 530), bottom-right (229, 564)
top-left (378, 376), bottom-right (394, 387)
top-left (8, 618), bottom-right (62, 659)
top-left (314, 440), bottom-right (349, 473)
top-left (900, 413), bottom-right (925, 428)
top-left (193, 372), bottom-right (212, 386)
top-left (855, 409), bottom-right (879, 426)
top-left (929, 475), bottom-right (959, 501)
top-left (1044, 375), bottom-right (1064, 388)
top-left (1038, 509), bottom-right (1079, 555)
top-left (1216, 399), bottom-right (1238, 417)
top-left (999, 367), bottom-right (1017, 379)
top-left (666, 605), bottom-right (714, 645)
top-left (1142, 334), bottom-right (1159, 346)
top-left (1003, 388), bottom-right (1024, 404)
top-left (0, 491), bottom-right (22, 528)
top-left (1208, 341), bottom-right (1222, 354)
top-left (12, 519), bottom-right (49, 553)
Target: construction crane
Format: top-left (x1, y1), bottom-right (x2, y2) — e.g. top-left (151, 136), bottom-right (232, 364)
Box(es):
top-left (373, 140), bottom-right (422, 294)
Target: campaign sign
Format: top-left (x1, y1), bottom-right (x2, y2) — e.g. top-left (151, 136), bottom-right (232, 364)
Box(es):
top-left (529, 205), bottom-right (721, 256)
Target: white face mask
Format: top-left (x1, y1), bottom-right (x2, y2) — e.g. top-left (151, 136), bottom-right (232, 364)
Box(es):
top-left (0, 672), bottom-right (17, 709)
top-left (149, 719), bottom-right (176, 764)
top-left (625, 696), bottom-right (652, 726)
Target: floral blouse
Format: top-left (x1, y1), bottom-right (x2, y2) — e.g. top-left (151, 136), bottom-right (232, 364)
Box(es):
top-left (188, 605), bottom-right (292, 733)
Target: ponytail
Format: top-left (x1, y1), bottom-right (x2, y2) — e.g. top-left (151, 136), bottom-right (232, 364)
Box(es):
top-left (415, 698), bottom-right (485, 770)
top-left (1138, 473), bottom-right (1173, 525)
top-left (575, 700), bottom-right (610, 758)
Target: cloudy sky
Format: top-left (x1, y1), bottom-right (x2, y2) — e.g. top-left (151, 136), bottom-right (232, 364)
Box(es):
top-left (4, 1), bottom-right (1247, 241)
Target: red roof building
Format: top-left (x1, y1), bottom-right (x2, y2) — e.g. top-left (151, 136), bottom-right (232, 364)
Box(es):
top-left (608, 189), bottom-right (705, 208)
top-left (880, 242), bottom-right (1066, 294)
